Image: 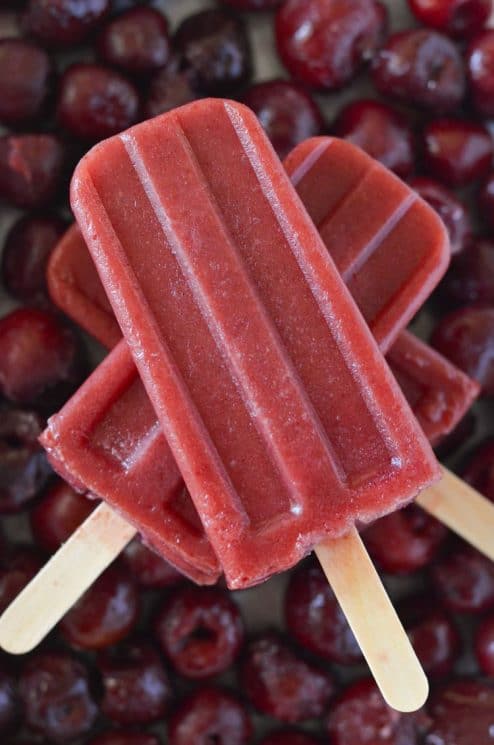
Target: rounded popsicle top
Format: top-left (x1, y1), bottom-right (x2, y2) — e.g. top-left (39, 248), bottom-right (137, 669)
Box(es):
top-left (284, 136), bottom-right (451, 354)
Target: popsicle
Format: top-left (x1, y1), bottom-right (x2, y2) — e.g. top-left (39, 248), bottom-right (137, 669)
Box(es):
top-left (68, 98), bottom-right (440, 589)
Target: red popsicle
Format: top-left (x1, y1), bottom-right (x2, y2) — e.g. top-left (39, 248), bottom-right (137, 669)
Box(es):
top-left (68, 99), bottom-right (440, 588)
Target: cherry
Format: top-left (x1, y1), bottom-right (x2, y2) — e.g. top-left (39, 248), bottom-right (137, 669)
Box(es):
top-left (57, 63), bottom-right (139, 142)
top-left (145, 57), bottom-right (198, 119)
top-left (409, 0), bottom-right (491, 38)
top-left (440, 239), bottom-right (494, 303)
top-left (421, 118), bottom-right (493, 187)
top-left (480, 171), bottom-right (494, 231)
top-left (89, 734), bottom-right (161, 745)
top-left (0, 308), bottom-right (83, 410)
top-left (431, 306), bottom-right (494, 395)
top-left (123, 538), bottom-right (182, 588)
top-left (285, 560), bottom-right (361, 665)
top-left (241, 632), bottom-right (334, 723)
top-left (424, 679), bottom-right (494, 745)
top-left (97, 7), bottom-right (170, 75)
top-left (1, 214), bottom-right (66, 304)
top-left (242, 80), bottom-right (324, 160)
top-left (431, 545), bottom-right (494, 613)
top-left (363, 504), bottom-right (448, 574)
top-left (467, 30), bottom-right (494, 117)
top-left (98, 640), bottom-right (172, 724)
top-left (168, 687), bottom-right (252, 745)
top-left (155, 585), bottom-right (244, 679)
top-left (333, 99), bottom-right (415, 178)
top-left (475, 613), bottom-right (494, 674)
top-left (0, 547), bottom-right (44, 613)
top-left (222, 0), bottom-right (281, 9)
top-left (259, 732), bottom-right (321, 745)
top-left (60, 560), bottom-right (139, 649)
top-left (372, 29), bottom-right (465, 113)
top-left (399, 593), bottom-right (460, 677)
top-left (0, 134), bottom-right (64, 208)
top-left (462, 438), bottom-right (494, 502)
top-left (326, 678), bottom-right (416, 745)
top-left (174, 9), bottom-right (252, 96)
top-left (276, 0), bottom-right (388, 90)
top-left (0, 39), bottom-right (52, 124)
top-left (0, 408), bottom-right (52, 514)
top-left (89, 734), bottom-right (160, 745)
top-left (0, 664), bottom-right (19, 733)
top-left (409, 177), bottom-right (471, 255)
top-left (19, 650), bottom-right (98, 742)
top-left (30, 479), bottom-right (95, 552)
top-left (24, 0), bottom-right (110, 47)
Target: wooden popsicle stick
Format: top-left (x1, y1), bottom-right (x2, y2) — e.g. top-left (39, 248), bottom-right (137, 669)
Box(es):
top-left (315, 528), bottom-right (429, 713)
top-left (417, 467), bottom-right (494, 562)
top-left (0, 502), bottom-right (136, 655)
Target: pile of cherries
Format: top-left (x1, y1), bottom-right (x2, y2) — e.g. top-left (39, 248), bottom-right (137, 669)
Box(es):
top-left (0, 0), bottom-right (493, 742)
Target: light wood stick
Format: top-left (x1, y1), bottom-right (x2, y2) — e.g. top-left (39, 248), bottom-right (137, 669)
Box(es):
top-left (0, 503), bottom-right (136, 655)
top-left (315, 528), bottom-right (429, 713)
top-left (417, 467), bottom-right (494, 561)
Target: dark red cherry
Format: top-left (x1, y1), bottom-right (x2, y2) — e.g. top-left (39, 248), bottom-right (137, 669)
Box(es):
top-left (168, 687), bottom-right (252, 745)
top-left (0, 407), bottom-right (52, 514)
top-left (30, 479), bottom-right (95, 552)
top-left (242, 80), bottom-right (324, 160)
top-left (431, 545), bottom-right (494, 613)
top-left (123, 538), bottom-right (182, 588)
top-left (57, 63), bottom-right (140, 142)
top-left (0, 39), bottom-right (52, 124)
top-left (409, 0), bottom-right (491, 38)
top-left (409, 177), bottom-right (471, 255)
top-left (98, 640), bottom-right (172, 724)
top-left (60, 560), bottom-right (139, 649)
top-left (399, 593), bottom-right (460, 677)
top-left (326, 678), bottom-right (417, 745)
top-left (155, 585), bottom-right (244, 679)
top-left (241, 632), bottom-right (334, 723)
top-left (97, 7), bottom-right (170, 75)
top-left (467, 30), bottom-right (494, 117)
top-left (285, 560), bottom-right (362, 665)
top-left (19, 650), bottom-right (98, 742)
top-left (363, 504), bottom-right (448, 574)
top-left (276, 0), bottom-right (387, 90)
top-left (24, 0), bottom-right (110, 47)
top-left (421, 118), bottom-right (493, 187)
top-left (0, 134), bottom-right (64, 208)
top-left (1, 214), bottom-right (66, 304)
top-left (174, 9), bottom-right (252, 96)
top-left (334, 99), bottom-right (415, 178)
top-left (424, 679), bottom-right (494, 745)
top-left (0, 308), bottom-right (84, 410)
top-left (440, 239), bottom-right (494, 303)
top-left (431, 306), bottom-right (494, 395)
top-left (0, 546), bottom-right (44, 613)
top-left (372, 29), bottom-right (466, 112)
top-left (145, 57), bottom-right (198, 119)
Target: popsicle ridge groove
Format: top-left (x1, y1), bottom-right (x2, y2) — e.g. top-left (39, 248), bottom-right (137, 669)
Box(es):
top-left (123, 121), bottom-right (348, 513)
top-left (223, 101), bottom-right (403, 469)
top-left (287, 138), bottom-right (333, 188)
